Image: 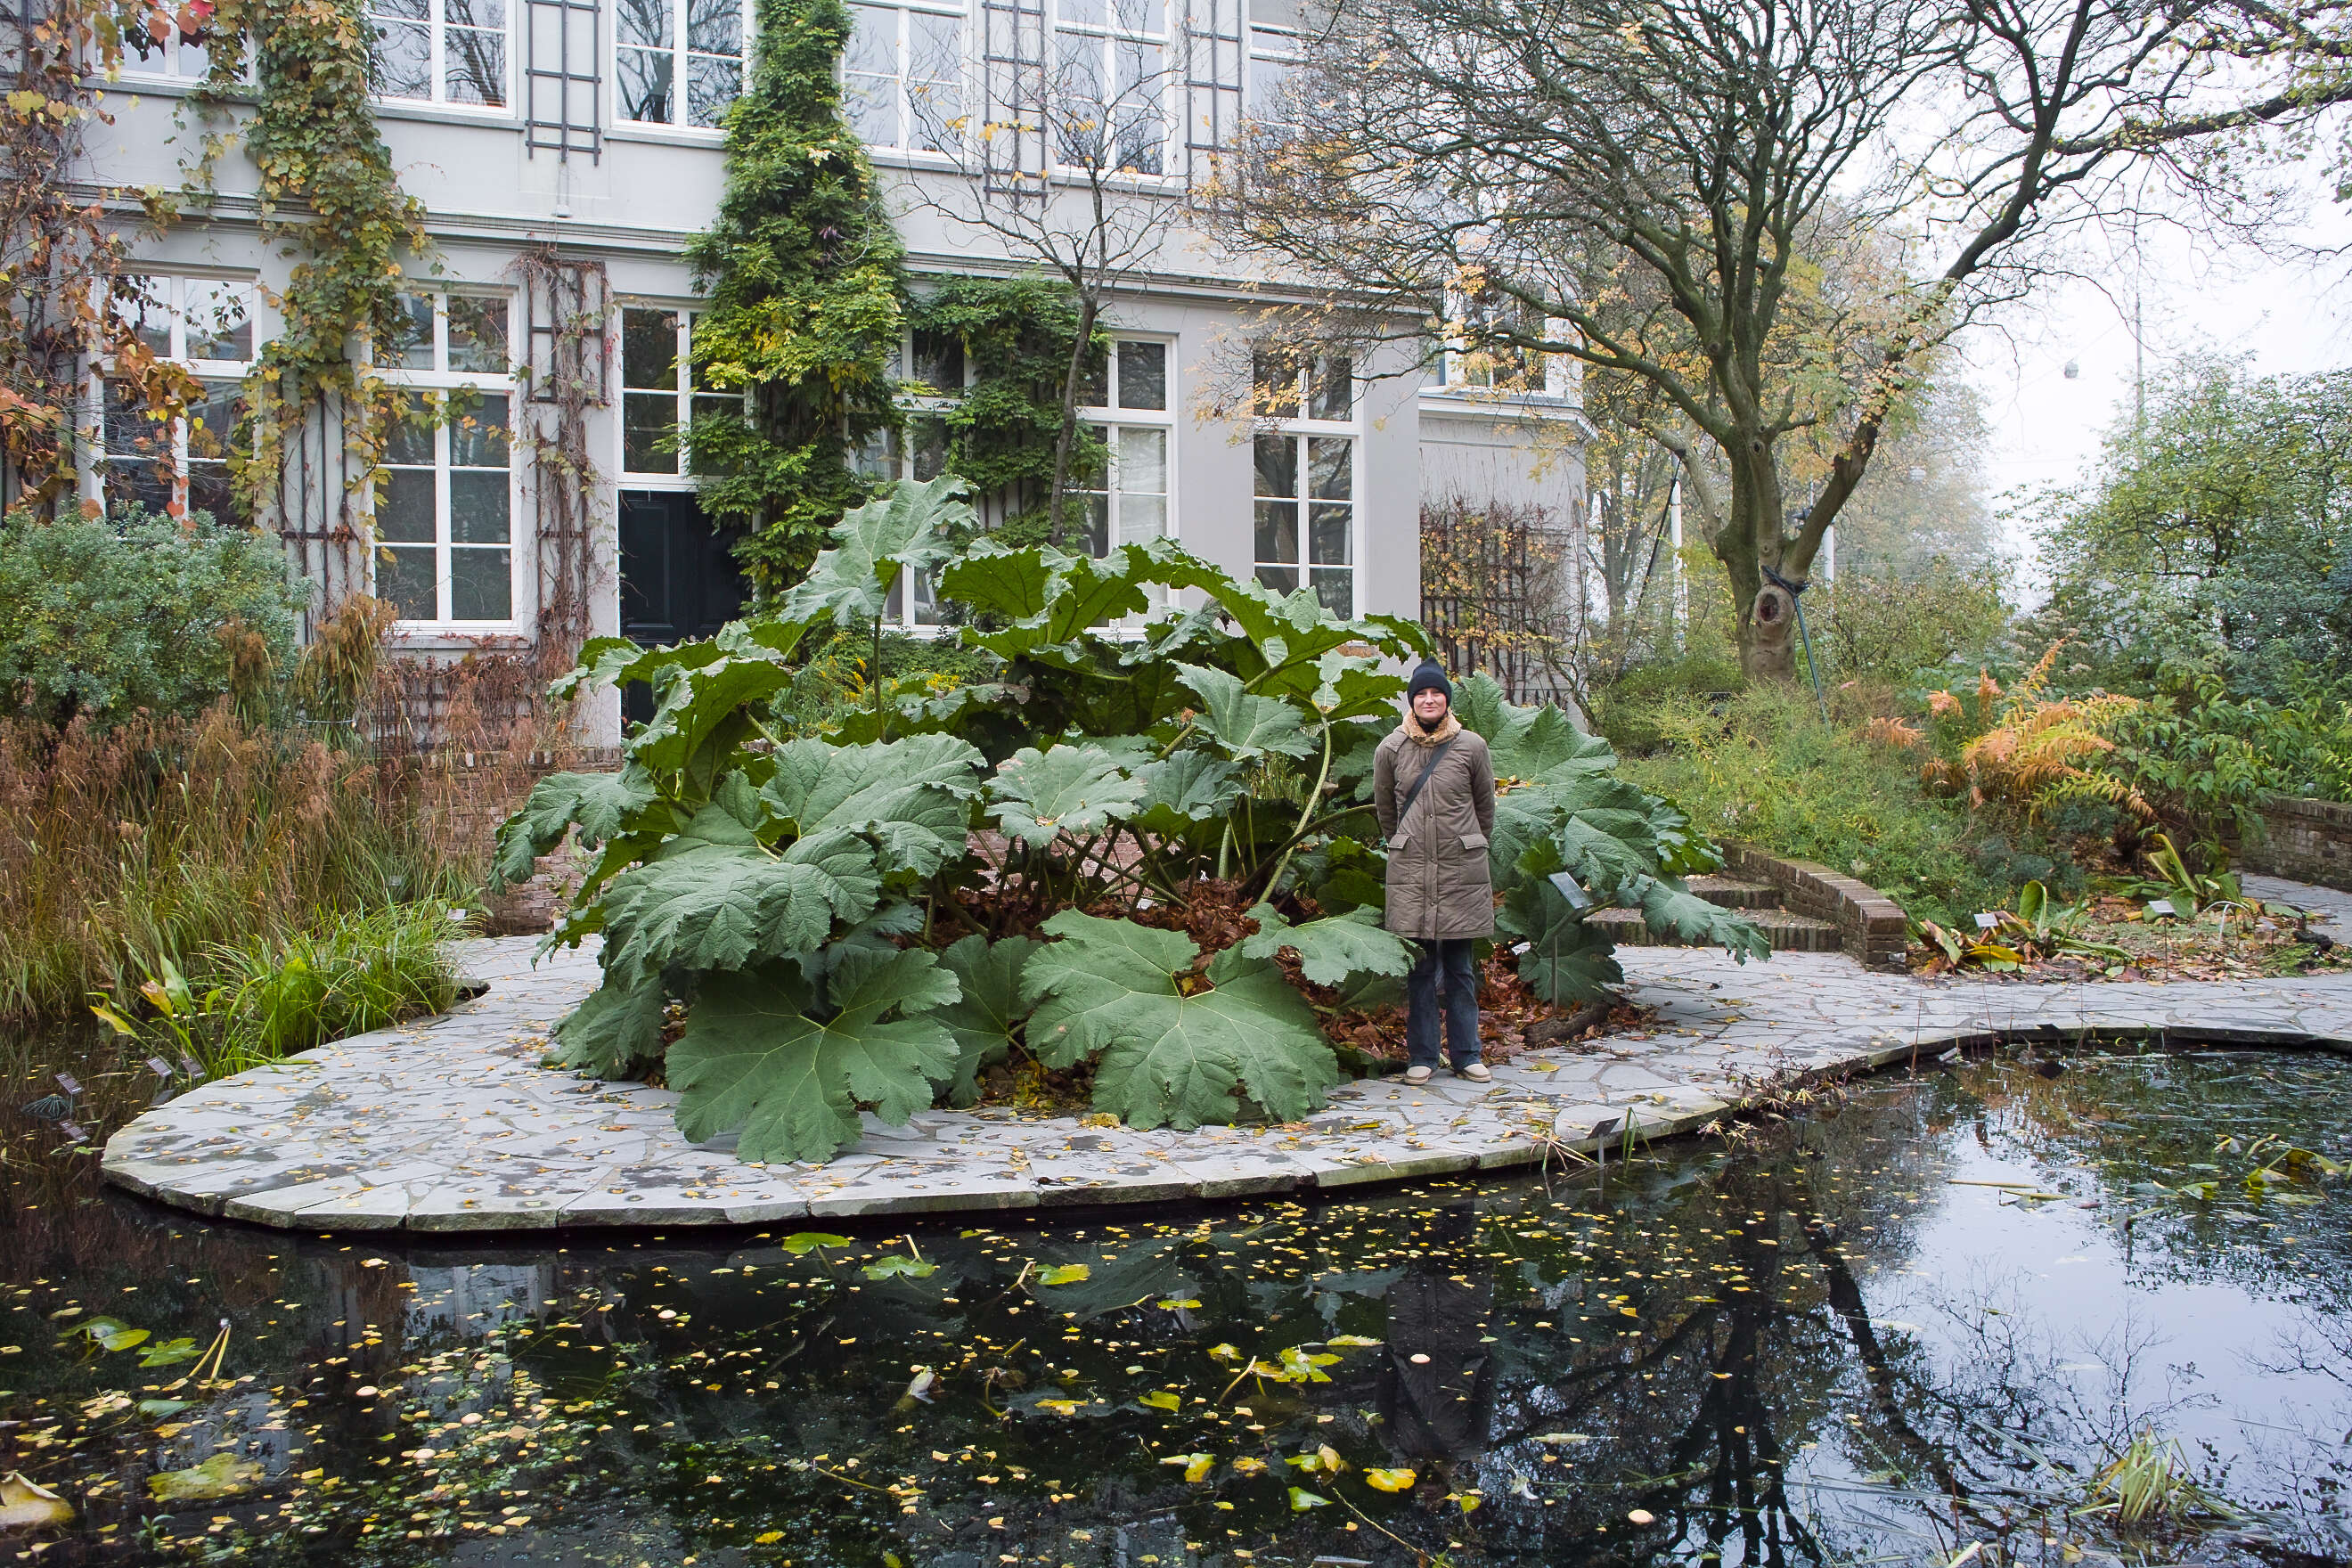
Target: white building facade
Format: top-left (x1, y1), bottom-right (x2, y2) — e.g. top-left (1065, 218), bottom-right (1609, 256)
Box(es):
top-left (71, 0), bottom-right (1584, 735)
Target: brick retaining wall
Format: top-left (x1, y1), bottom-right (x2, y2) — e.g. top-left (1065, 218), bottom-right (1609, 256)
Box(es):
top-left (1721, 843), bottom-right (1910, 973)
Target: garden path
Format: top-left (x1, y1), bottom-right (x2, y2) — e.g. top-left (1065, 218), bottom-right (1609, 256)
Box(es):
top-left (101, 884), bottom-right (2352, 1231)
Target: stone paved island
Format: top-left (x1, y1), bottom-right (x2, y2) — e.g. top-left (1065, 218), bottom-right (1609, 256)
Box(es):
top-left (101, 902), bottom-right (2352, 1230)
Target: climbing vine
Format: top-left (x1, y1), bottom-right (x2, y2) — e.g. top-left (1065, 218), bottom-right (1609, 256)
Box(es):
top-left (1, 0), bottom-right (192, 512)
top-left (512, 249), bottom-right (608, 676)
top-left (907, 273), bottom-right (1105, 545)
top-left (189, 0), bottom-right (427, 518)
top-left (683, 0), bottom-right (904, 597)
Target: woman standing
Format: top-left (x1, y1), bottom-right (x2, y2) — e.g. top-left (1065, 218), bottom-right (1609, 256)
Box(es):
top-left (1372, 660), bottom-right (1496, 1084)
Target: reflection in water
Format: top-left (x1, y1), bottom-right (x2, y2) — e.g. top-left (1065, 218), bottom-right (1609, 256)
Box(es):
top-left (0, 1047), bottom-right (2347, 1564)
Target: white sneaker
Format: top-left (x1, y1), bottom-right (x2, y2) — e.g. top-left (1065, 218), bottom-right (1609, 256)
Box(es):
top-left (1402, 1065), bottom-right (1433, 1085)
top-left (1455, 1061), bottom-right (1491, 1082)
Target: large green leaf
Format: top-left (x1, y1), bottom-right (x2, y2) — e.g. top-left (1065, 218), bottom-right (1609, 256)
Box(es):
top-left (987, 745), bottom-right (1146, 847)
top-left (937, 542), bottom-right (1057, 621)
top-left (597, 808), bottom-right (880, 988)
top-left (1174, 664), bottom-right (1318, 762)
top-left (1454, 673), bottom-right (1611, 781)
top-left (760, 733), bottom-right (984, 878)
top-left (1239, 902), bottom-right (1417, 987)
top-left (933, 934), bottom-right (1038, 1106)
top-left (1024, 911), bottom-right (1342, 1129)
top-left (630, 651), bottom-right (798, 779)
top-left (1130, 750), bottom-right (1245, 836)
top-left (779, 474), bottom-right (973, 629)
top-left (669, 947), bottom-right (962, 1164)
top-left (494, 767), bottom-right (662, 885)
top-left (1637, 878), bottom-right (1772, 960)
top-left (1500, 878), bottom-right (1625, 1005)
top-left (552, 974), bottom-right (670, 1079)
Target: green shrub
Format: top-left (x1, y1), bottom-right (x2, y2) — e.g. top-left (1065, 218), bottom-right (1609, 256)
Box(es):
top-left (1588, 656), bottom-right (1745, 753)
top-left (1818, 558), bottom-right (2010, 683)
top-left (1620, 687), bottom-right (2079, 926)
top-left (0, 510), bottom-right (300, 726)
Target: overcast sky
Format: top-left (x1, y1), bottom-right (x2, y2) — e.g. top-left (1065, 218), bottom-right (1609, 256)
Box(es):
top-left (1964, 195), bottom-right (2352, 586)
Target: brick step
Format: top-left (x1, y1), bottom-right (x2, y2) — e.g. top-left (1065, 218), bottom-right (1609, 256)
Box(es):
top-left (1583, 905), bottom-right (1844, 952)
top-left (1682, 875), bottom-right (1783, 911)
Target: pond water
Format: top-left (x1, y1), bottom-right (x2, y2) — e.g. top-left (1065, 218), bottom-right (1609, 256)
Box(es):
top-left (2, 1045), bottom-right (2348, 1567)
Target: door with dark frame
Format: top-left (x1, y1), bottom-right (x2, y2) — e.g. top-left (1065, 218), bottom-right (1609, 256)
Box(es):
top-left (617, 489), bottom-right (747, 726)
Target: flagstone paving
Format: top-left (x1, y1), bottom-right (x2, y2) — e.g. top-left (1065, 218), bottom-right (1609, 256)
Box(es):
top-left (101, 896), bottom-right (2352, 1231)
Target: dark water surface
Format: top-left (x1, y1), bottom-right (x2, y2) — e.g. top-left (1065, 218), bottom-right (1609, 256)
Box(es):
top-left (3, 1045), bottom-right (2348, 1566)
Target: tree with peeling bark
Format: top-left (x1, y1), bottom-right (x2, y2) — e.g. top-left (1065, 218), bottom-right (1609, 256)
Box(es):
top-left (1217, 0), bottom-right (2352, 679)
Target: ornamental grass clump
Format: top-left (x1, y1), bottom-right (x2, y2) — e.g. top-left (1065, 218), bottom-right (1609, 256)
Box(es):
top-left (502, 477), bottom-right (1767, 1163)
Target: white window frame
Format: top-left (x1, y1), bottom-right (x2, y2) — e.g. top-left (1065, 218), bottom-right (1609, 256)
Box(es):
top-left (1439, 294), bottom-right (1575, 399)
top-left (1073, 335), bottom-right (1173, 560)
top-left (845, 0), bottom-right (966, 154)
top-left (363, 0), bottom-right (514, 111)
top-left (118, 11), bottom-right (249, 81)
top-left (617, 304), bottom-right (739, 483)
top-left (372, 290), bottom-right (523, 631)
top-left (1251, 350), bottom-right (1357, 617)
top-left (856, 328), bottom-right (967, 631)
top-left (86, 276), bottom-right (258, 526)
top-left (1051, 0), bottom-right (1172, 176)
top-left (1244, 0), bottom-right (1298, 134)
top-left (614, 0), bottom-right (752, 130)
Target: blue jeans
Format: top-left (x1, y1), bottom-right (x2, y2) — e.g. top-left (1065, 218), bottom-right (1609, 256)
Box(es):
top-left (1405, 939), bottom-right (1482, 1069)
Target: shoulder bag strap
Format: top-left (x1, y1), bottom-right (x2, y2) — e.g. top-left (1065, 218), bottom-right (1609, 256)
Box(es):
top-left (1393, 736), bottom-right (1460, 831)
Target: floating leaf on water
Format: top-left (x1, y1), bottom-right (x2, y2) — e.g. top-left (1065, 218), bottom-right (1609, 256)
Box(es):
top-left (138, 1337), bottom-right (202, 1368)
top-left (1035, 1264), bottom-right (1092, 1286)
top-left (1184, 1455), bottom-right (1215, 1482)
top-left (1155, 1298), bottom-right (1200, 1310)
top-left (1287, 1486), bottom-right (1330, 1511)
top-left (147, 1453), bottom-right (264, 1502)
top-left (1628, 1507), bottom-right (1656, 1525)
top-left (1036, 1398), bottom-right (1083, 1416)
top-left (863, 1254), bottom-right (937, 1279)
top-left (1207, 1343), bottom-right (1241, 1360)
top-left (136, 1400), bottom-right (192, 1419)
top-left (1138, 1390), bottom-right (1180, 1412)
top-left (1325, 1334), bottom-right (1383, 1347)
top-left (1364, 1466), bottom-right (1417, 1491)
top-left (780, 1232), bottom-right (854, 1254)
top-left (0, 1472), bottom-right (72, 1530)
top-left (1532, 1432), bottom-right (1594, 1445)
top-left (61, 1317), bottom-right (148, 1354)
top-left (901, 1368), bottom-right (937, 1404)
top-left (1230, 1457), bottom-right (1266, 1476)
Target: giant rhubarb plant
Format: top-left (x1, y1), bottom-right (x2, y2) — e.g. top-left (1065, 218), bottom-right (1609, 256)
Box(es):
top-left (497, 476), bottom-right (1764, 1162)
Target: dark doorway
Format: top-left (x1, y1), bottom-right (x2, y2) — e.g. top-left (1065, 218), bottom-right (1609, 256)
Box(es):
top-left (618, 490), bottom-right (748, 725)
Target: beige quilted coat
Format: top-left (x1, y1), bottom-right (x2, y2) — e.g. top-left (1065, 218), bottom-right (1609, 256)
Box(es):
top-left (1372, 715), bottom-right (1497, 941)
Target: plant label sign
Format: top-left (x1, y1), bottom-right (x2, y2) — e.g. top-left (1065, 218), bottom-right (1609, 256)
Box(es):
top-left (2146, 899), bottom-right (2176, 917)
top-left (1974, 913), bottom-right (1999, 931)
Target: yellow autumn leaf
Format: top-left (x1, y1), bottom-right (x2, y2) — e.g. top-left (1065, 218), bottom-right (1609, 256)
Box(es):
top-left (1036, 1263), bottom-right (1091, 1286)
top-left (1184, 1455), bottom-right (1216, 1482)
top-left (1230, 1457), bottom-right (1266, 1476)
top-left (1036, 1398), bottom-right (1083, 1416)
top-left (1363, 1467), bottom-right (1417, 1492)
top-left (1138, 1390), bottom-right (1180, 1411)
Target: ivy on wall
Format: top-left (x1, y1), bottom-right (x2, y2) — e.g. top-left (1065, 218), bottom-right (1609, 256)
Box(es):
top-left (908, 273), bottom-right (1105, 545)
top-left (684, 0), bottom-right (904, 597)
top-left (192, 0), bottom-right (428, 517)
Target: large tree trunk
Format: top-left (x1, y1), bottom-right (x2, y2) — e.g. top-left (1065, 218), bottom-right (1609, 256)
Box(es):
top-left (1713, 432), bottom-right (1833, 683)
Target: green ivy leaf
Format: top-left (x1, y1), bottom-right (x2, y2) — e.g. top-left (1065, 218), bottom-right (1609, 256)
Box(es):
top-left (986, 745), bottom-right (1146, 847)
top-left (670, 947), bottom-right (961, 1164)
top-left (1024, 911), bottom-right (1342, 1129)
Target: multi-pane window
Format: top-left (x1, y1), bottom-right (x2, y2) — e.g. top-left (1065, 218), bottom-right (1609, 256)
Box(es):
top-left (94, 277), bottom-right (257, 527)
top-left (366, 0), bottom-right (509, 107)
top-left (120, 9), bottom-right (242, 78)
top-left (619, 306), bottom-right (737, 477)
top-left (1251, 348), bottom-right (1353, 615)
top-left (1053, 0), bottom-right (1166, 174)
top-left (617, 0), bottom-right (747, 127)
top-left (1439, 293), bottom-right (1575, 396)
top-left (1245, 0), bottom-right (1299, 133)
top-left (1071, 338), bottom-right (1169, 559)
top-left (846, 0), bottom-right (962, 151)
top-left (374, 291), bottom-right (516, 625)
top-left (855, 330), bottom-right (965, 628)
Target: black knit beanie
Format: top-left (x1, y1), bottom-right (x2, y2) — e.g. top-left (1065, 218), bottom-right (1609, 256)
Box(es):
top-left (1408, 659), bottom-right (1452, 701)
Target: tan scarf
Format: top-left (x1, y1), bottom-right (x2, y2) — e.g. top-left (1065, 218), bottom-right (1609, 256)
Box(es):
top-left (1398, 709), bottom-right (1462, 748)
